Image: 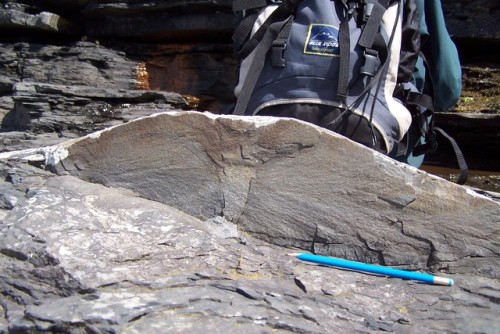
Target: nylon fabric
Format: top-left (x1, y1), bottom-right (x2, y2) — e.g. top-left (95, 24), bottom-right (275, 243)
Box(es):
top-left (234, 5), bottom-right (279, 98)
top-left (380, 1), bottom-right (412, 141)
top-left (237, 0), bottom-right (303, 60)
top-left (419, 0), bottom-right (461, 111)
top-left (232, 0), bottom-right (467, 183)
top-left (398, 0), bottom-right (420, 83)
top-left (234, 0), bottom-right (414, 154)
top-left (233, 0), bottom-right (270, 11)
top-left (233, 18), bottom-right (293, 115)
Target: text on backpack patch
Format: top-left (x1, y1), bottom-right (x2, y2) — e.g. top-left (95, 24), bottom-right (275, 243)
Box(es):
top-left (304, 24), bottom-right (340, 57)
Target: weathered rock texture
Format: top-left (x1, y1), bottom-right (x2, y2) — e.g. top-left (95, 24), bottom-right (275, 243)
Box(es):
top-left (0, 0), bottom-right (498, 171)
top-left (0, 0), bottom-right (236, 112)
top-left (45, 111), bottom-right (500, 276)
top-left (0, 0), bottom-right (237, 154)
top-left (1, 111), bottom-right (499, 333)
top-left (442, 0), bottom-right (499, 41)
top-left (0, 1), bottom-right (498, 332)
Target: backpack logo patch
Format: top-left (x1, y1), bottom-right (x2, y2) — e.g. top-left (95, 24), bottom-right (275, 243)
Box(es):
top-left (304, 24), bottom-right (340, 57)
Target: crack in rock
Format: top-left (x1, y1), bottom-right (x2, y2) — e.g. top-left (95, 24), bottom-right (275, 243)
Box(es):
top-left (356, 232), bottom-right (387, 266)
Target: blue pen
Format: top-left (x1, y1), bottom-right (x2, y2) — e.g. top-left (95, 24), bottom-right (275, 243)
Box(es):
top-left (290, 253), bottom-right (454, 286)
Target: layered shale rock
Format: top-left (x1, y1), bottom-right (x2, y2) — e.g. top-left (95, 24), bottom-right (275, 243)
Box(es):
top-left (1, 111), bottom-right (499, 333)
top-left (43, 111), bottom-right (500, 277)
top-left (1, 0), bottom-right (498, 171)
top-left (0, 1), bottom-right (80, 35)
top-left (82, 0), bottom-right (233, 41)
top-left (0, 0), bottom-right (236, 152)
top-left (0, 41), bottom-right (192, 151)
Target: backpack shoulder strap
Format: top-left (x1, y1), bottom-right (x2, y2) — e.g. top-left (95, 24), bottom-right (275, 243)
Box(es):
top-left (233, 0), bottom-right (303, 115)
top-left (233, 17), bottom-right (293, 115)
top-left (233, 0), bottom-right (271, 12)
top-left (234, 0), bottom-right (303, 60)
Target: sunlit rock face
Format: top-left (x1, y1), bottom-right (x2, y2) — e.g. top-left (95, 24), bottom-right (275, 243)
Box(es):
top-left (44, 111), bottom-right (500, 277)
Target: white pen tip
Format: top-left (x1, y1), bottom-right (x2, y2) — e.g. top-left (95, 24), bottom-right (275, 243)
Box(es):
top-left (287, 253), bottom-right (302, 257)
top-left (434, 276), bottom-right (454, 286)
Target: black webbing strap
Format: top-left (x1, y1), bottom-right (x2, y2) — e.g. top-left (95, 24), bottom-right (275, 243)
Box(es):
top-left (233, 17), bottom-right (293, 115)
top-left (434, 127), bottom-right (469, 185)
top-left (358, 1), bottom-right (387, 49)
top-left (273, 17), bottom-right (293, 48)
top-left (271, 17), bottom-right (293, 66)
top-left (233, 0), bottom-right (270, 11)
top-left (237, 0), bottom-right (302, 60)
top-left (233, 13), bottom-right (259, 54)
top-left (406, 91), bottom-right (434, 112)
top-left (336, 13), bottom-right (352, 103)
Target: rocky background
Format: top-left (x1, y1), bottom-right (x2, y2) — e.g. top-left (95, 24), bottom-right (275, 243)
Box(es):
top-left (0, 0), bottom-right (236, 152)
top-left (0, 1), bottom-right (499, 333)
top-left (0, 0), bottom-right (498, 172)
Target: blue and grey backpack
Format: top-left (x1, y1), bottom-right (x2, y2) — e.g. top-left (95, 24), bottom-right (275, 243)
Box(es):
top-left (232, 0), bottom-right (468, 183)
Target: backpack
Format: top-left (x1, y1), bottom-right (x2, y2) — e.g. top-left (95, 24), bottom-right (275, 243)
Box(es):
top-left (231, 0), bottom-right (468, 184)
top-left (392, 0), bottom-right (467, 184)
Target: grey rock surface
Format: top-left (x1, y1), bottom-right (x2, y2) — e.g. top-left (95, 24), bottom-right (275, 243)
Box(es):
top-left (0, 4), bottom-right (79, 35)
top-left (0, 1), bottom-right (499, 330)
top-left (46, 111), bottom-right (500, 278)
top-left (0, 41), bottom-right (192, 151)
top-left (0, 37), bottom-right (236, 148)
top-left (0, 111), bottom-right (499, 333)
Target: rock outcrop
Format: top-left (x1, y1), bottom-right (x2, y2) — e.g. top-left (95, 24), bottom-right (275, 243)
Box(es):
top-left (0, 1), bottom-right (499, 331)
top-left (0, 0), bottom-right (498, 171)
top-left (442, 0), bottom-right (499, 41)
top-left (82, 0), bottom-right (233, 41)
top-left (1, 111), bottom-right (499, 333)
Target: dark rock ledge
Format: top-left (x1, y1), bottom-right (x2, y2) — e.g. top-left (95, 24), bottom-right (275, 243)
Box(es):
top-left (429, 112), bottom-right (500, 172)
top-left (1, 111), bottom-right (498, 333)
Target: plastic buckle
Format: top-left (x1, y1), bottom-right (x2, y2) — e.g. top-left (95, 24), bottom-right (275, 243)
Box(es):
top-left (413, 132), bottom-right (438, 156)
top-left (394, 84), bottom-right (413, 106)
top-left (363, 3), bottom-right (374, 22)
top-left (271, 42), bottom-right (287, 67)
top-left (393, 83), bottom-right (405, 99)
top-left (360, 49), bottom-right (379, 76)
top-left (347, 0), bottom-right (359, 11)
